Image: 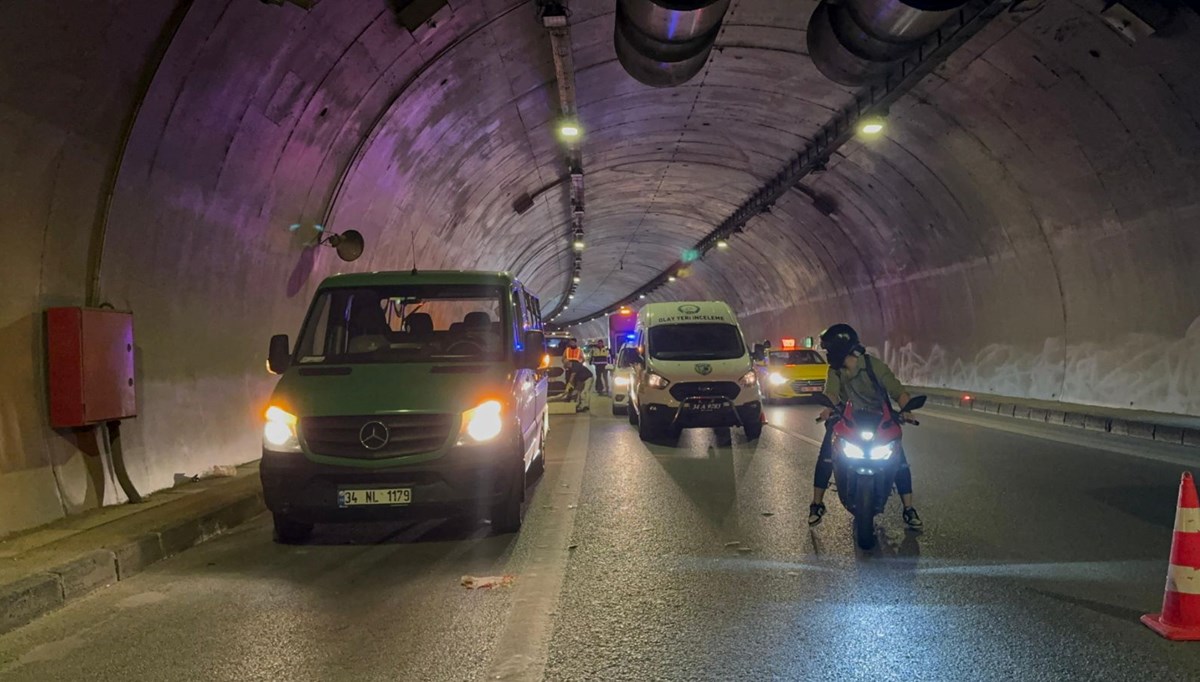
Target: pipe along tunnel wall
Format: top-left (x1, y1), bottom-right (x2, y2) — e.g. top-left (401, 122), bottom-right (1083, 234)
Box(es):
top-left (1, 0), bottom-right (1198, 535)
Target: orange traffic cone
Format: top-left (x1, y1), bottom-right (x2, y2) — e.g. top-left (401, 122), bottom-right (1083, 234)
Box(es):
top-left (1142, 471), bottom-right (1200, 640)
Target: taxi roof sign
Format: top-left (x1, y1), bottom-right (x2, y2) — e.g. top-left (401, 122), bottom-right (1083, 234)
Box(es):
top-left (781, 337), bottom-right (796, 349)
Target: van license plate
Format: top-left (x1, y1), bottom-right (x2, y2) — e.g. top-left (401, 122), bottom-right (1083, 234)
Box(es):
top-left (338, 488), bottom-right (412, 507)
top-left (688, 400), bottom-right (729, 413)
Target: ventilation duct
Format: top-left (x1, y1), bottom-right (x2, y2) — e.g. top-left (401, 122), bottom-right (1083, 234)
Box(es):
top-left (614, 0), bottom-right (732, 87)
top-left (807, 0), bottom-right (967, 86)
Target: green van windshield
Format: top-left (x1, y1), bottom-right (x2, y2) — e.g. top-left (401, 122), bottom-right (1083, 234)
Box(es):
top-left (294, 284), bottom-right (509, 365)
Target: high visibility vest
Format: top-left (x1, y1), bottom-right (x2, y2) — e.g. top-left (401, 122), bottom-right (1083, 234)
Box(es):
top-left (564, 347), bottom-right (583, 363)
top-left (592, 347), bottom-right (610, 364)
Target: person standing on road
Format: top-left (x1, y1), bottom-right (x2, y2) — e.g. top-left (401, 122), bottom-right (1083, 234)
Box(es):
top-left (591, 340), bottom-right (610, 395)
top-left (808, 323), bottom-right (923, 530)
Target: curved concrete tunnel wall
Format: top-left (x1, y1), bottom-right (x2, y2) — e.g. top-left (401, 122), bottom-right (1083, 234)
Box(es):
top-left (1, 0), bottom-right (1198, 535)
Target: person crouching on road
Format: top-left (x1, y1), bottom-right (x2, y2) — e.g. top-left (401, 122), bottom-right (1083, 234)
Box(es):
top-left (567, 360), bottom-right (593, 412)
top-left (808, 323), bottom-right (923, 530)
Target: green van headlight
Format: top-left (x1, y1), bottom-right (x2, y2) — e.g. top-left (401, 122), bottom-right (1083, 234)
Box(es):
top-left (460, 400), bottom-right (504, 443)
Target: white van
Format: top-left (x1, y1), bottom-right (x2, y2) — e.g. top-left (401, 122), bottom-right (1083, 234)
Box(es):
top-left (626, 301), bottom-right (763, 441)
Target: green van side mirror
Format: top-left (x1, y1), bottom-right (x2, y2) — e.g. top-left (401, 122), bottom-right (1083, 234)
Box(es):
top-left (268, 334), bottom-right (291, 374)
top-left (522, 330), bottom-right (545, 370)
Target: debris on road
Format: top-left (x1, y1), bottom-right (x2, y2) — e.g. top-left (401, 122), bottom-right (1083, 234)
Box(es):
top-left (461, 575), bottom-right (515, 590)
top-left (737, 547), bottom-right (753, 554)
top-left (761, 512), bottom-right (775, 517)
top-left (724, 541), bottom-right (741, 548)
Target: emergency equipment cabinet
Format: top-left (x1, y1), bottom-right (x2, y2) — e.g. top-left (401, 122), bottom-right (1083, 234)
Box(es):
top-left (46, 307), bottom-right (137, 428)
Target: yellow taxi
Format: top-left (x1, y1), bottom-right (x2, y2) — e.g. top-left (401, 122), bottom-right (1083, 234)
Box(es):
top-left (753, 339), bottom-right (827, 403)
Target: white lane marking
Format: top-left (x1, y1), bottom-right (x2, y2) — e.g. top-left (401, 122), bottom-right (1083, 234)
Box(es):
top-left (920, 407), bottom-right (1200, 468)
top-left (483, 415), bottom-right (590, 682)
top-left (766, 422), bottom-right (823, 448)
top-left (1168, 564), bottom-right (1200, 595)
top-left (1176, 507), bottom-right (1200, 533)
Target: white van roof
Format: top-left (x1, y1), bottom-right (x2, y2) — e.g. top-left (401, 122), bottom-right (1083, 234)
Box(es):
top-left (639, 301), bottom-right (738, 327)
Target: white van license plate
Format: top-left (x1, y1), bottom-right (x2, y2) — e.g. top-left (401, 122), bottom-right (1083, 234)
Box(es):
top-left (338, 488), bottom-right (412, 507)
top-left (687, 400), bottom-right (730, 413)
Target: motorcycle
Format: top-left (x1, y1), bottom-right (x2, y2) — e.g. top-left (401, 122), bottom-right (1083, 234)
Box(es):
top-left (813, 393), bottom-right (926, 550)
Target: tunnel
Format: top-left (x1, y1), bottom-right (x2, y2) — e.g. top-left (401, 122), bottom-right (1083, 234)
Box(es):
top-left (2, 0), bottom-right (1199, 571)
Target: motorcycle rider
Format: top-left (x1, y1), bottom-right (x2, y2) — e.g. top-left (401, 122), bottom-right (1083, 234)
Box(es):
top-left (808, 324), bottom-right (923, 530)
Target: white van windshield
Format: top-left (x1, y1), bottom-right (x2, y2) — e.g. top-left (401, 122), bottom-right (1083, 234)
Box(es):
top-left (649, 324), bottom-right (744, 361)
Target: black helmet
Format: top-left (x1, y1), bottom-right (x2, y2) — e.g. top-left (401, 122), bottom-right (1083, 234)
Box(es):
top-left (820, 323), bottom-right (862, 367)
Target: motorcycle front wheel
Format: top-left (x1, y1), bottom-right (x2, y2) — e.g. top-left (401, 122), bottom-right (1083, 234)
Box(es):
top-left (854, 478), bottom-right (876, 550)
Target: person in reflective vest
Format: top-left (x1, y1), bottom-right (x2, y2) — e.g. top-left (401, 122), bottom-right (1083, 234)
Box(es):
top-left (591, 340), bottom-right (610, 395)
top-left (563, 338), bottom-right (583, 366)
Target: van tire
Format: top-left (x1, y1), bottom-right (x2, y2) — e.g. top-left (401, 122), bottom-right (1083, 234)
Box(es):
top-left (628, 403), bottom-right (640, 426)
top-left (490, 466), bottom-right (525, 534)
top-left (612, 402), bottom-right (627, 416)
top-left (743, 422), bottom-right (763, 440)
top-left (637, 408), bottom-right (658, 441)
top-left (273, 514), bottom-right (313, 544)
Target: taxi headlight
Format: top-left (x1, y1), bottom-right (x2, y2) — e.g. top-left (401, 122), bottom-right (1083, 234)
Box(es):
top-left (739, 370), bottom-right (758, 387)
top-left (614, 376), bottom-right (631, 387)
top-left (842, 441), bottom-right (865, 459)
top-left (460, 400), bottom-right (504, 443)
top-left (263, 406), bottom-right (301, 453)
top-left (768, 372), bottom-right (787, 386)
top-left (646, 372), bottom-right (670, 389)
top-left (869, 443), bottom-right (894, 460)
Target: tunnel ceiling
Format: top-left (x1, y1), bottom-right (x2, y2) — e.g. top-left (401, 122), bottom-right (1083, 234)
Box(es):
top-left (92, 0), bottom-right (1199, 334)
top-left (308, 0), bottom-right (856, 319)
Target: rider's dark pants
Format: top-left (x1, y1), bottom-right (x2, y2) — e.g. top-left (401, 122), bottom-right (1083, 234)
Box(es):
top-left (812, 422), bottom-right (913, 497)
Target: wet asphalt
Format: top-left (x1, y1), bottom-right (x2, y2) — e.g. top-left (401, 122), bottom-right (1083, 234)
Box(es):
top-left (2, 402), bottom-right (1199, 681)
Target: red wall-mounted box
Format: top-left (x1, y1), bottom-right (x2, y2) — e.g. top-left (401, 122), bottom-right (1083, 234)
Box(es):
top-left (46, 307), bottom-right (137, 428)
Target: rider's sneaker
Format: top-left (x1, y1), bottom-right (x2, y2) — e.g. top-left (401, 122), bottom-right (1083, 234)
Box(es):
top-left (808, 503), bottom-right (826, 526)
top-left (903, 506), bottom-right (923, 530)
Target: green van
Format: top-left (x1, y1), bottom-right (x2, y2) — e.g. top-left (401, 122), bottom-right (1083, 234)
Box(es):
top-left (260, 271), bottom-right (549, 542)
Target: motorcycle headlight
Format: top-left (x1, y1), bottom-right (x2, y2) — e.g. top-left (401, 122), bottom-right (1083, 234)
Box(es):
top-left (459, 400), bottom-right (504, 443)
top-left (263, 406), bottom-right (301, 453)
top-left (646, 372), bottom-right (670, 389)
top-left (739, 370), bottom-right (758, 387)
top-left (869, 443), bottom-right (894, 460)
top-left (768, 372), bottom-right (787, 386)
top-left (614, 376), bottom-right (631, 387)
top-left (842, 441), bottom-right (865, 459)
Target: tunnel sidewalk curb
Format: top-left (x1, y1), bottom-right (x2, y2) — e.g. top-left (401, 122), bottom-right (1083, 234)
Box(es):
top-left (916, 388), bottom-right (1200, 449)
top-left (0, 463), bottom-right (265, 636)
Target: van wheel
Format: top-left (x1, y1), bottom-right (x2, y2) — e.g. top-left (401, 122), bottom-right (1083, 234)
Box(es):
top-left (628, 403), bottom-right (639, 426)
top-left (273, 514), bottom-right (313, 544)
top-left (612, 402), bottom-right (627, 416)
top-left (637, 410), bottom-right (658, 441)
top-left (744, 422), bottom-right (763, 440)
top-left (490, 467), bottom-right (525, 534)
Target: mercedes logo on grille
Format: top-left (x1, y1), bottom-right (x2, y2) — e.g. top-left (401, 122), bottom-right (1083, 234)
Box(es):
top-left (359, 421), bottom-right (390, 450)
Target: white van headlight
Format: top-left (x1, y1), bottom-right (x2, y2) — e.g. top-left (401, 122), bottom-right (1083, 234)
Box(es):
top-left (768, 372), bottom-right (787, 386)
top-left (646, 372), bottom-right (670, 389)
top-left (263, 406), bottom-right (301, 453)
top-left (739, 370), bottom-right (757, 387)
top-left (460, 400), bottom-right (504, 443)
top-left (614, 376), bottom-right (631, 387)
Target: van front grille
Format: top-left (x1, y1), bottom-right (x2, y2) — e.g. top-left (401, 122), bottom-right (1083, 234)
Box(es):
top-left (669, 382), bottom-right (741, 401)
top-left (300, 413), bottom-right (455, 459)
